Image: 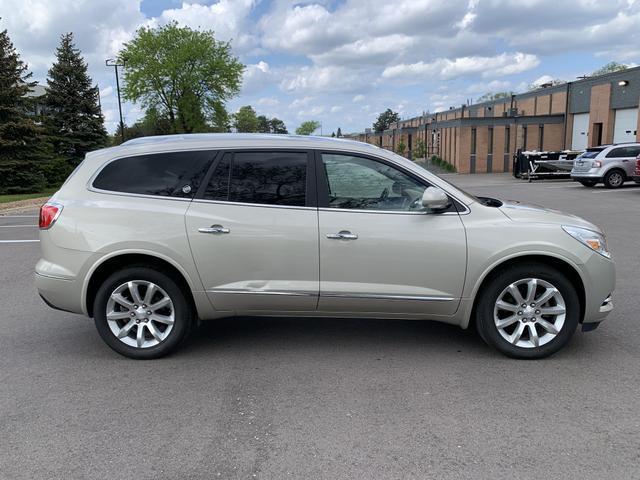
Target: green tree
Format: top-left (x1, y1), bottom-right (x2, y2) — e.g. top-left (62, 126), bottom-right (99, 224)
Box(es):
top-left (591, 62), bottom-right (628, 77)
top-left (119, 22), bottom-right (244, 134)
top-left (476, 91), bottom-right (514, 102)
top-left (414, 139), bottom-right (426, 159)
top-left (233, 105), bottom-right (259, 132)
top-left (269, 118), bottom-right (287, 134)
top-left (0, 28), bottom-right (49, 194)
top-left (256, 114), bottom-right (270, 133)
top-left (397, 140), bottom-right (406, 156)
top-left (295, 120), bottom-right (321, 135)
top-left (109, 107), bottom-right (174, 146)
top-left (373, 109), bottom-right (400, 132)
top-left (336, 127), bottom-right (342, 137)
top-left (330, 132), bottom-right (336, 137)
top-left (45, 33), bottom-right (107, 167)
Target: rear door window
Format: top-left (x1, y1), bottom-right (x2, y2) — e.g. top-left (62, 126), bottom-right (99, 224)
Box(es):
top-left (202, 151), bottom-right (308, 207)
top-left (606, 147), bottom-right (633, 158)
top-left (93, 151), bottom-right (214, 198)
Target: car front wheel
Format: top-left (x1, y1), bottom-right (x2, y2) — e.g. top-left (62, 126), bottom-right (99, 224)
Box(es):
top-left (603, 169), bottom-right (625, 188)
top-left (475, 263), bottom-right (579, 359)
top-left (94, 266), bottom-right (194, 359)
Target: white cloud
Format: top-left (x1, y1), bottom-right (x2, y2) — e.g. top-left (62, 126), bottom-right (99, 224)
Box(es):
top-left (382, 52), bottom-right (540, 81)
top-left (352, 94), bottom-right (365, 102)
top-left (157, 0), bottom-right (258, 51)
top-left (330, 105), bottom-right (343, 113)
top-left (257, 97), bottom-right (280, 107)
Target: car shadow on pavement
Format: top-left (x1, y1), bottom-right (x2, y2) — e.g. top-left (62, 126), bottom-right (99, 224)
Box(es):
top-left (186, 316), bottom-right (491, 357)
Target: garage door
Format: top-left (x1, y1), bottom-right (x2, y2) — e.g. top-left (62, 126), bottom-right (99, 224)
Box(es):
top-left (613, 108), bottom-right (638, 143)
top-left (571, 113), bottom-right (589, 150)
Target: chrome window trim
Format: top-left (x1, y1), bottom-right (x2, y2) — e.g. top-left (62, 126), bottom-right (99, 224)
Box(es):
top-left (192, 198), bottom-right (317, 211)
top-left (87, 186), bottom-right (193, 202)
top-left (321, 292), bottom-right (455, 302)
top-left (318, 207), bottom-right (465, 216)
top-left (210, 289), bottom-right (318, 296)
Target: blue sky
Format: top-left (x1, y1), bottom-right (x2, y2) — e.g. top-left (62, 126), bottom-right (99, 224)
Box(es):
top-left (2, 0), bottom-right (639, 135)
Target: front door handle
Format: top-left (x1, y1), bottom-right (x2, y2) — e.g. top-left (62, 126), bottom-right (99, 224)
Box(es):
top-left (326, 230), bottom-right (358, 240)
top-left (198, 224), bottom-right (230, 234)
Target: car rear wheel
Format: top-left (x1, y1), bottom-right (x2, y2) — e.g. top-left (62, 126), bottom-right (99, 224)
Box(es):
top-left (579, 180), bottom-right (597, 187)
top-left (603, 169), bottom-right (625, 189)
top-left (475, 263), bottom-right (579, 359)
top-left (94, 266), bottom-right (194, 359)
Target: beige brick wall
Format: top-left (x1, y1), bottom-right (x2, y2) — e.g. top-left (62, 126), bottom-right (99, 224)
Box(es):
top-left (543, 124), bottom-right (564, 151)
top-left (536, 95), bottom-right (551, 115)
top-left (475, 126), bottom-right (488, 172)
top-left (493, 125), bottom-right (506, 172)
top-left (518, 98), bottom-right (535, 116)
top-left (551, 91), bottom-right (567, 114)
top-left (589, 83), bottom-right (614, 146)
top-left (458, 127), bottom-right (471, 173)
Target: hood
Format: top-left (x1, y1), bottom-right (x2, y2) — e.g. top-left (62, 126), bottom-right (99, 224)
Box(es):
top-left (498, 200), bottom-right (601, 232)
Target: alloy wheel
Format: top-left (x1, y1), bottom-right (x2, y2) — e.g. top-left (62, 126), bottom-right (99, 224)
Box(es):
top-left (607, 171), bottom-right (623, 187)
top-left (106, 280), bottom-right (175, 348)
top-left (493, 278), bottom-right (566, 348)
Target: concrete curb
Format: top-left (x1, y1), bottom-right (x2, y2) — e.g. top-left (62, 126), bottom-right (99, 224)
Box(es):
top-left (0, 197), bottom-right (49, 215)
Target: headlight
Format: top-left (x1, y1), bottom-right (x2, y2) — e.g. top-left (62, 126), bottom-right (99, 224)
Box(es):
top-left (562, 225), bottom-right (611, 258)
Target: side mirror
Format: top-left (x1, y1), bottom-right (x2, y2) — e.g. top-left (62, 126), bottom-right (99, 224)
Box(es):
top-left (421, 186), bottom-right (451, 213)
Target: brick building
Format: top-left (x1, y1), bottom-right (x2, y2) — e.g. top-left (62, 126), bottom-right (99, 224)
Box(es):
top-left (351, 66), bottom-right (640, 173)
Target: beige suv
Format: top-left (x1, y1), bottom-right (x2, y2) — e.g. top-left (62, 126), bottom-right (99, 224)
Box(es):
top-left (36, 134), bottom-right (615, 359)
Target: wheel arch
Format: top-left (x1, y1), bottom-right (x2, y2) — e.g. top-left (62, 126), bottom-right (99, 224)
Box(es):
top-left (465, 254), bottom-right (586, 329)
top-left (84, 252), bottom-right (197, 318)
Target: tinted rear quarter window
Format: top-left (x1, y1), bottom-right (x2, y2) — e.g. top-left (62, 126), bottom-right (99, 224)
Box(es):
top-left (93, 151), bottom-right (214, 198)
top-left (203, 151), bottom-right (308, 206)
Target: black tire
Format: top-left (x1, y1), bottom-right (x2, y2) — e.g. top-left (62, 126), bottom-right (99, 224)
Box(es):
top-left (475, 263), bottom-right (580, 359)
top-left (94, 266), bottom-right (194, 359)
top-left (579, 180), bottom-right (597, 187)
top-left (603, 169), bottom-right (625, 189)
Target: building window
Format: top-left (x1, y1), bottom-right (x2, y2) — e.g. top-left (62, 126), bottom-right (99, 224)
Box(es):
top-left (471, 128), bottom-right (477, 154)
top-left (488, 127), bottom-right (494, 154)
top-left (538, 124), bottom-right (544, 151)
top-left (505, 126), bottom-right (510, 153)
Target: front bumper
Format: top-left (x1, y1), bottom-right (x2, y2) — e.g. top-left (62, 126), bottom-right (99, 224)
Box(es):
top-left (580, 251), bottom-right (615, 325)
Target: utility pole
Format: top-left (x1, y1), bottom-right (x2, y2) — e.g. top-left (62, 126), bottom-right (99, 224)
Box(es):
top-left (105, 58), bottom-right (125, 143)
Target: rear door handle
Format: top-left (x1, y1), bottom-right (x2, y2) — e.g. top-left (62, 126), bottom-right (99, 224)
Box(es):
top-left (326, 230), bottom-right (358, 240)
top-left (198, 224), bottom-right (230, 234)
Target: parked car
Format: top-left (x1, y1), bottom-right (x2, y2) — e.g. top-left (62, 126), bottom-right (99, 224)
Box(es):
top-left (37, 134), bottom-right (615, 360)
top-left (571, 143), bottom-right (640, 188)
top-left (633, 155), bottom-right (640, 183)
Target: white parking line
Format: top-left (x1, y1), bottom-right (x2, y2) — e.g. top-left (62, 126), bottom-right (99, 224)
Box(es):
top-left (0, 225), bottom-right (38, 228)
top-left (0, 239), bottom-right (39, 243)
top-left (592, 188), bottom-right (640, 193)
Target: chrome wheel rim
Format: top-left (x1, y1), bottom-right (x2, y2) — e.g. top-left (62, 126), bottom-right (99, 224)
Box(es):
top-left (609, 172), bottom-right (623, 187)
top-left (493, 278), bottom-right (566, 349)
top-left (106, 280), bottom-right (175, 348)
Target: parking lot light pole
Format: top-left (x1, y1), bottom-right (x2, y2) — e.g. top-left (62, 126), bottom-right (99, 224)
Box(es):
top-left (105, 58), bottom-right (125, 143)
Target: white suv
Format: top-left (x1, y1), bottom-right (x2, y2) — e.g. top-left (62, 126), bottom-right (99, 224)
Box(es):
top-left (36, 134), bottom-right (615, 359)
top-left (571, 143), bottom-right (640, 188)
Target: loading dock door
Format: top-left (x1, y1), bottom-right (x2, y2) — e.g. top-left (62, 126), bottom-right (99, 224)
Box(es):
top-left (571, 113), bottom-right (589, 150)
top-left (613, 108), bottom-right (638, 144)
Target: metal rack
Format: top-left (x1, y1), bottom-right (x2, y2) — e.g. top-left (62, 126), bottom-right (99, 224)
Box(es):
top-left (513, 149), bottom-right (583, 182)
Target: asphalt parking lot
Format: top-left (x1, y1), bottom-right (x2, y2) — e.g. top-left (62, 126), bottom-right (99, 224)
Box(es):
top-left (1, 174), bottom-right (639, 479)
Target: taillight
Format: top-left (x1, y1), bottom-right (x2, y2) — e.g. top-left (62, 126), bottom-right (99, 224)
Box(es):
top-left (636, 155), bottom-right (640, 175)
top-left (39, 202), bottom-right (63, 230)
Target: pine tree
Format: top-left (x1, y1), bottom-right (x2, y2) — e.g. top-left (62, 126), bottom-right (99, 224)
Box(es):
top-left (0, 28), bottom-right (49, 194)
top-left (45, 33), bottom-right (107, 167)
